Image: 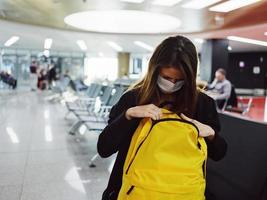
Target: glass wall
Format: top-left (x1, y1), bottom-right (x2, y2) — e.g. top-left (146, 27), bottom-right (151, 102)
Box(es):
top-left (0, 48), bottom-right (85, 88)
top-left (84, 57), bottom-right (118, 85)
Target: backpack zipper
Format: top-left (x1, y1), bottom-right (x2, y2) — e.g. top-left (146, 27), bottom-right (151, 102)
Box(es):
top-left (202, 159), bottom-right (207, 179)
top-left (125, 125), bottom-right (153, 174)
top-left (125, 118), bottom-right (200, 174)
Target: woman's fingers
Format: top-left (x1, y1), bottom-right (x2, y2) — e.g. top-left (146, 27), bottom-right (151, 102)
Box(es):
top-left (126, 104), bottom-right (162, 120)
top-left (144, 111), bottom-right (157, 120)
top-left (144, 106), bottom-right (162, 120)
top-left (181, 113), bottom-right (213, 137)
top-left (147, 110), bottom-right (160, 120)
top-left (126, 105), bottom-right (216, 138)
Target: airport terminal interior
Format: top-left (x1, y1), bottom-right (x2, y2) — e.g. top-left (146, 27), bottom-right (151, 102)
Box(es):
top-left (0, 0), bottom-right (267, 200)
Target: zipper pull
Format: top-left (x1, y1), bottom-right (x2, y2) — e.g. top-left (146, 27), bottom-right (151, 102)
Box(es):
top-left (126, 185), bottom-right (135, 195)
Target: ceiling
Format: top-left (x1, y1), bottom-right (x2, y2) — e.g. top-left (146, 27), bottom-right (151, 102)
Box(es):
top-left (0, 0), bottom-right (266, 54)
top-left (0, 0), bottom-right (231, 33)
top-left (0, 0), bottom-right (266, 33)
top-left (0, 19), bottom-right (169, 55)
top-left (191, 22), bottom-right (267, 52)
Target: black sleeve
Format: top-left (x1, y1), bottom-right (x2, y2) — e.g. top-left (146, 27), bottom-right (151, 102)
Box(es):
top-left (97, 90), bottom-right (140, 158)
top-left (201, 95), bottom-right (228, 161)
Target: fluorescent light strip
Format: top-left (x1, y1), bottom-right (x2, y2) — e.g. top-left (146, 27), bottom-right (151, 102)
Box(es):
top-left (44, 38), bottom-right (53, 49)
top-left (209, 0), bottom-right (262, 12)
top-left (76, 40), bottom-right (87, 51)
top-left (4, 36), bottom-right (19, 47)
top-left (134, 41), bottom-right (154, 52)
top-left (6, 127), bottom-right (19, 143)
top-left (227, 36), bottom-right (267, 47)
top-left (182, 0), bottom-right (222, 9)
top-left (120, 0), bottom-right (144, 3)
top-left (107, 41), bottom-right (123, 52)
top-left (152, 0), bottom-right (182, 6)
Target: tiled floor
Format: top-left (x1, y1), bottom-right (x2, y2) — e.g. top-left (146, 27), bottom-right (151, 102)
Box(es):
top-left (0, 90), bottom-right (114, 200)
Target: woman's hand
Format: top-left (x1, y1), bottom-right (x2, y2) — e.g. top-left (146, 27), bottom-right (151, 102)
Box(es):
top-left (181, 114), bottom-right (215, 140)
top-left (125, 104), bottom-right (162, 121)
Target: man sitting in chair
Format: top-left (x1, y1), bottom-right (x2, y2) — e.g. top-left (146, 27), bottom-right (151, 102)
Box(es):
top-left (206, 68), bottom-right (232, 109)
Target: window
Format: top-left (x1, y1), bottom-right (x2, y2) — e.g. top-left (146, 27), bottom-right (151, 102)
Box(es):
top-left (84, 57), bottom-right (118, 85)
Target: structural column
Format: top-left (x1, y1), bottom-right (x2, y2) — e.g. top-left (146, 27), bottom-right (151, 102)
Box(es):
top-left (118, 52), bottom-right (130, 78)
top-left (200, 39), bottom-right (229, 82)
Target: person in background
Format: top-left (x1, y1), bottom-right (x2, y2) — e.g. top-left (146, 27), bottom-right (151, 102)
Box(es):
top-left (38, 69), bottom-right (48, 90)
top-left (207, 68), bottom-right (232, 109)
top-left (29, 60), bottom-right (38, 91)
top-left (47, 63), bottom-right (57, 89)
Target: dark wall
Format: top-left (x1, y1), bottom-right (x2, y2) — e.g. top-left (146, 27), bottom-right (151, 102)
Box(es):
top-left (200, 39), bottom-right (229, 82)
top-left (206, 113), bottom-right (267, 200)
top-left (228, 52), bottom-right (267, 89)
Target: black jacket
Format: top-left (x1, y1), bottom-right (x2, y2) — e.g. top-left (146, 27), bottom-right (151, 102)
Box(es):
top-left (97, 89), bottom-right (227, 200)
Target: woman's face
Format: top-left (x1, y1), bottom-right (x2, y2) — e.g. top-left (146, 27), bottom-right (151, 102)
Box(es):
top-left (159, 67), bottom-right (184, 83)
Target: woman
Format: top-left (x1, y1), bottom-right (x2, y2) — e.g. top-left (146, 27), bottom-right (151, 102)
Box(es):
top-left (97, 35), bottom-right (227, 200)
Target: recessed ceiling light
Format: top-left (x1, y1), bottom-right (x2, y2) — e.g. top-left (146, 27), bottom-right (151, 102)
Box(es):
top-left (64, 10), bottom-right (181, 33)
top-left (107, 41), bottom-right (123, 52)
top-left (44, 38), bottom-right (53, 49)
top-left (152, 0), bottom-right (182, 6)
top-left (134, 41), bottom-right (154, 52)
top-left (264, 32), bottom-right (267, 36)
top-left (182, 0), bottom-right (222, 9)
top-left (120, 0), bottom-right (144, 3)
top-left (76, 40), bottom-right (87, 51)
top-left (98, 52), bottom-right (104, 57)
top-left (227, 46), bottom-right (232, 51)
top-left (209, 0), bottom-right (262, 12)
top-left (194, 38), bottom-right (204, 43)
top-left (4, 36), bottom-right (19, 47)
top-left (227, 36), bottom-right (267, 47)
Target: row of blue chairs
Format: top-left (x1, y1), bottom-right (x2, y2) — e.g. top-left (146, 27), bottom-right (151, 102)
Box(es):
top-left (62, 79), bottom-right (135, 167)
top-left (65, 83), bottom-right (126, 135)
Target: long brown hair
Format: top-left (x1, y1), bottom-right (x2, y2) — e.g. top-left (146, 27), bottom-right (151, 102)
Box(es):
top-left (131, 35), bottom-right (199, 117)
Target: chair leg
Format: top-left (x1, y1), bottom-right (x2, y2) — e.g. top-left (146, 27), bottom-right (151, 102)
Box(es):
top-left (89, 154), bottom-right (99, 168)
top-left (68, 120), bottom-right (83, 135)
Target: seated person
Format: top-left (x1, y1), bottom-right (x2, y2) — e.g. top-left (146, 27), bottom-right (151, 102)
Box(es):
top-left (38, 69), bottom-right (48, 90)
top-left (206, 68), bottom-right (232, 109)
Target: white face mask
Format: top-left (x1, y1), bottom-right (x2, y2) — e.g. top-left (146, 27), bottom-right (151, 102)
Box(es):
top-left (157, 75), bottom-right (184, 93)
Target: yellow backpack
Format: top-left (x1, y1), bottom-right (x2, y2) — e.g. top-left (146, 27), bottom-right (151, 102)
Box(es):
top-left (118, 108), bottom-right (208, 200)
